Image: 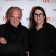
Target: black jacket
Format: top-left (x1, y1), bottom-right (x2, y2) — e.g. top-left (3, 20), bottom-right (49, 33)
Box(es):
top-left (29, 23), bottom-right (56, 56)
top-left (0, 22), bottom-right (28, 56)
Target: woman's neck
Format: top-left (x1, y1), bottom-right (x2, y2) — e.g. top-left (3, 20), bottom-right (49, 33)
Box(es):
top-left (36, 22), bottom-right (44, 31)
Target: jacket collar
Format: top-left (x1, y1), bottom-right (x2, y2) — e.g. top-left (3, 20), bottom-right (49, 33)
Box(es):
top-left (6, 22), bottom-right (22, 33)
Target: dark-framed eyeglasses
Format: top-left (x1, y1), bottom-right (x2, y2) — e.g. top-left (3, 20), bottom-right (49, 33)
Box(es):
top-left (34, 13), bottom-right (44, 18)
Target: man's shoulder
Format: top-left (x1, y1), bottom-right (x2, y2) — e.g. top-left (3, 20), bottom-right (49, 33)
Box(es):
top-left (21, 25), bottom-right (28, 32)
top-left (0, 24), bottom-right (6, 29)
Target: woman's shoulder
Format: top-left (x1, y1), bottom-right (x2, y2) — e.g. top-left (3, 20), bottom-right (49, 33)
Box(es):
top-left (28, 26), bottom-right (36, 33)
top-left (45, 23), bottom-right (56, 29)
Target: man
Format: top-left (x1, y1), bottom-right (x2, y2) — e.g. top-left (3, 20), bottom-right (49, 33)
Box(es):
top-left (0, 7), bottom-right (28, 56)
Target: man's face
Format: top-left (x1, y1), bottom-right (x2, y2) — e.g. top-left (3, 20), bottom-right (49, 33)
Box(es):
top-left (9, 9), bottom-right (22, 27)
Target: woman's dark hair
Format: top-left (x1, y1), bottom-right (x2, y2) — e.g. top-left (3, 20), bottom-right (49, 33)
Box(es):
top-left (29, 6), bottom-right (46, 28)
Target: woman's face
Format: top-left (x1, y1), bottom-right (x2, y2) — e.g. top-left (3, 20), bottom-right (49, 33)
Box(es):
top-left (34, 9), bottom-right (45, 25)
top-left (9, 9), bottom-right (22, 27)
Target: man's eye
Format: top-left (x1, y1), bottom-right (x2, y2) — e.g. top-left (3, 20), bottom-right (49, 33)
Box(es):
top-left (18, 17), bottom-right (20, 18)
top-left (11, 16), bottom-right (14, 18)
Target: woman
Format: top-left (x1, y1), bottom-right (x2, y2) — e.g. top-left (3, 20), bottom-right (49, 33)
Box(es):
top-left (29, 6), bottom-right (56, 56)
top-left (0, 7), bottom-right (28, 56)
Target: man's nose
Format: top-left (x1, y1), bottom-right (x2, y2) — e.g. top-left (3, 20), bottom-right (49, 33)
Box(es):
top-left (13, 18), bottom-right (17, 22)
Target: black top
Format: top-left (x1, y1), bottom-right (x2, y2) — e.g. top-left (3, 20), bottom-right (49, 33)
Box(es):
top-left (0, 22), bottom-right (28, 56)
top-left (29, 23), bottom-right (56, 56)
